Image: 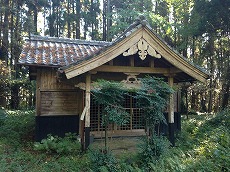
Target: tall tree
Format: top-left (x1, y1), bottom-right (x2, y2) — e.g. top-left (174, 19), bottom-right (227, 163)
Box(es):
top-left (1, 0), bottom-right (9, 62)
top-left (107, 0), bottom-right (153, 40)
top-left (82, 0), bottom-right (100, 40)
top-left (190, 0), bottom-right (230, 111)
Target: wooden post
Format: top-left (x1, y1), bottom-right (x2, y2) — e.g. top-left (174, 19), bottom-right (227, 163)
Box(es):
top-left (36, 69), bottom-right (41, 116)
top-left (150, 58), bottom-right (154, 68)
top-left (168, 76), bottom-right (175, 146)
top-left (85, 73), bottom-right (91, 149)
top-left (130, 56), bottom-right (134, 67)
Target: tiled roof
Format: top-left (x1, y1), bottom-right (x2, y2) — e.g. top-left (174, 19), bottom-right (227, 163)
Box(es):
top-left (19, 16), bottom-right (209, 79)
top-left (19, 36), bottom-right (111, 67)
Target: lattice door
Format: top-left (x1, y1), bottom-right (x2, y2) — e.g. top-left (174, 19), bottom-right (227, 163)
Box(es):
top-left (90, 92), bottom-right (144, 131)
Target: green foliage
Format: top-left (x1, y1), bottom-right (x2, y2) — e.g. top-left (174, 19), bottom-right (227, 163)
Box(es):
top-left (0, 110), bottom-right (35, 147)
top-left (207, 108), bottom-right (230, 130)
top-left (0, 110), bottom-right (230, 171)
top-left (0, 147), bottom-right (90, 172)
top-left (138, 134), bottom-right (171, 164)
top-left (177, 109), bottom-right (230, 171)
top-left (92, 79), bottom-right (126, 107)
top-left (88, 148), bottom-right (143, 172)
top-left (92, 80), bottom-right (130, 150)
top-left (34, 133), bottom-right (81, 155)
top-left (92, 77), bottom-right (173, 169)
top-left (147, 154), bottom-right (184, 172)
top-left (0, 107), bottom-right (7, 124)
top-left (148, 13), bottom-right (173, 38)
top-left (0, 59), bottom-right (35, 109)
top-left (88, 149), bottom-right (118, 172)
top-left (135, 76), bottom-right (173, 135)
top-left (0, 110), bottom-right (89, 171)
top-left (91, 79), bottom-right (130, 125)
top-left (191, 0), bottom-right (230, 35)
top-left (109, 0), bottom-right (153, 39)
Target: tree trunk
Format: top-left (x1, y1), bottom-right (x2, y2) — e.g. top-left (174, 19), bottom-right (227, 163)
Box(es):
top-left (222, 82), bottom-right (229, 109)
top-left (75, 0), bottom-right (80, 39)
top-left (33, 4), bottom-right (38, 34)
top-left (208, 35), bottom-right (215, 113)
top-left (10, 85), bottom-right (20, 109)
top-left (102, 0), bottom-right (107, 41)
top-left (180, 85), bottom-right (188, 114)
top-left (106, 0), bottom-right (111, 41)
top-left (0, 1), bottom-right (3, 40)
top-left (222, 66), bottom-right (230, 109)
top-left (1, 0), bottom-right (10, 62)
top-left (67, 0), bottom-right (71, 38)
top-left (49, 4), bottom-right (55, 36)
top-left (191, 90), bottom-right (196, 111)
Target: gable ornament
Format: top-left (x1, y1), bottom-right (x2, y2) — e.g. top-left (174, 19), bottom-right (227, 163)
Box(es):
top-left (121, 73), bottom-right (141, 89)
top-left (123, 38), bottom-right (161, 60)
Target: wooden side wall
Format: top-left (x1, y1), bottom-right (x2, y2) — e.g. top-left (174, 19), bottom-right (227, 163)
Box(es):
top-left (36, 68), bottom-right (83, 116)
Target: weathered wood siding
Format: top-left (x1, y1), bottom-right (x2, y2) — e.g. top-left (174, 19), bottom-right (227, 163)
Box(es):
top-left (36, 68), bottom-right (83, 116)
top-left (38, 68), bottom-right (76, 90)
top-left (40, 91), bottom-right (79, 116)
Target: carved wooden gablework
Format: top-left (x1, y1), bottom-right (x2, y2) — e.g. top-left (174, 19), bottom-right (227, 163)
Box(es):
top-left (121, 73), bottom-right (141, 89)
top-left (123, 38), bottom-right (161, 60)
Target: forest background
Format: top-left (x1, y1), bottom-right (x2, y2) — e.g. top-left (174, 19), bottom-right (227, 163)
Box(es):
top-left (0, 0), bottom-right (229, 112)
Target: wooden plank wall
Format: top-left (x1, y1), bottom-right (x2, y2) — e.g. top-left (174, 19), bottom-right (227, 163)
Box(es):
top-left (36, 68), bottom-right (83, 116)
top-left (40, 91), bottom-right (79, 116)
top-left (39, 68), bottom-right (76, 90)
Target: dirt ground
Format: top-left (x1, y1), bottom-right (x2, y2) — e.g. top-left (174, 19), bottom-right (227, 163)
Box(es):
top-left (90, 137), bottom-right (141, 158)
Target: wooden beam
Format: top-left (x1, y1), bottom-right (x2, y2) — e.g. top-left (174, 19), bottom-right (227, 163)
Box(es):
top-left (36, 69), bottom-right (41, 116)
top-left (84, 74), bottom-right (91, 149)
top-left (168, 76), bottom-right (174, 123)
top-left (92, 65), bottom-right (181, 74)
top-left (168, 76), bottom-right (175, 146)
top-left (85, 73), bottom-right (91, 127)
top-left (30, 72), bottom-right (37, 76)
top-left (80, 106), bottom-right (87, 121)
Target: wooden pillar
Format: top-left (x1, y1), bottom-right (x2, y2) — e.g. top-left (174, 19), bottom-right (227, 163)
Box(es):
top-left (85, 73), bottom-right (91, 149)
top-left (130, 56), bottom-right (134, 67)
top-left (168, 76), bottom-right (175, 146)
top-left (36, 69), bottom-right (41, 116)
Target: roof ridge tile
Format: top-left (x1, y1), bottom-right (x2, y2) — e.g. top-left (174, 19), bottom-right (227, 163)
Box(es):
top-left (27, 35), bottom-right (112, 46)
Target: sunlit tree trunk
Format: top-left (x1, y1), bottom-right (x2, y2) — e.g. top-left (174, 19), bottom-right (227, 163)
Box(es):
top-left (1, 0), bottom-right (9, 62)
top-left (207, 35), bottom-right (215, 113)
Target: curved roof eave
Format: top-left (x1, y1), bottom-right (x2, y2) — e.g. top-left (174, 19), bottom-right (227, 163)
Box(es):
top-left (63, 24), bottom-right (209, 83)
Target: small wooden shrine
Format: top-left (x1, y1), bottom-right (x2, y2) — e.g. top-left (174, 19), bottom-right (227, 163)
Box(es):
top-left (18, 16), bottom-right (209, 148)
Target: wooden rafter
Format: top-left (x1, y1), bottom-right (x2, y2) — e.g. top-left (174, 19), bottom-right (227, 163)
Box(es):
top-left (91, 65), bottom-right (181, 74)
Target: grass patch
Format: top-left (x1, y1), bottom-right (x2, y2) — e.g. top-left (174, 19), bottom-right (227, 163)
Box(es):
top-left (0, 109), bottom-right (229, 171)
top-left (0, 110), bottom-right (90, 171)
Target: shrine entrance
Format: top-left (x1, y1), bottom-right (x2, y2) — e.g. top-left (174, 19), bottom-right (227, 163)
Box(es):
top-left (90, 92), bottom-right (145, 138)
